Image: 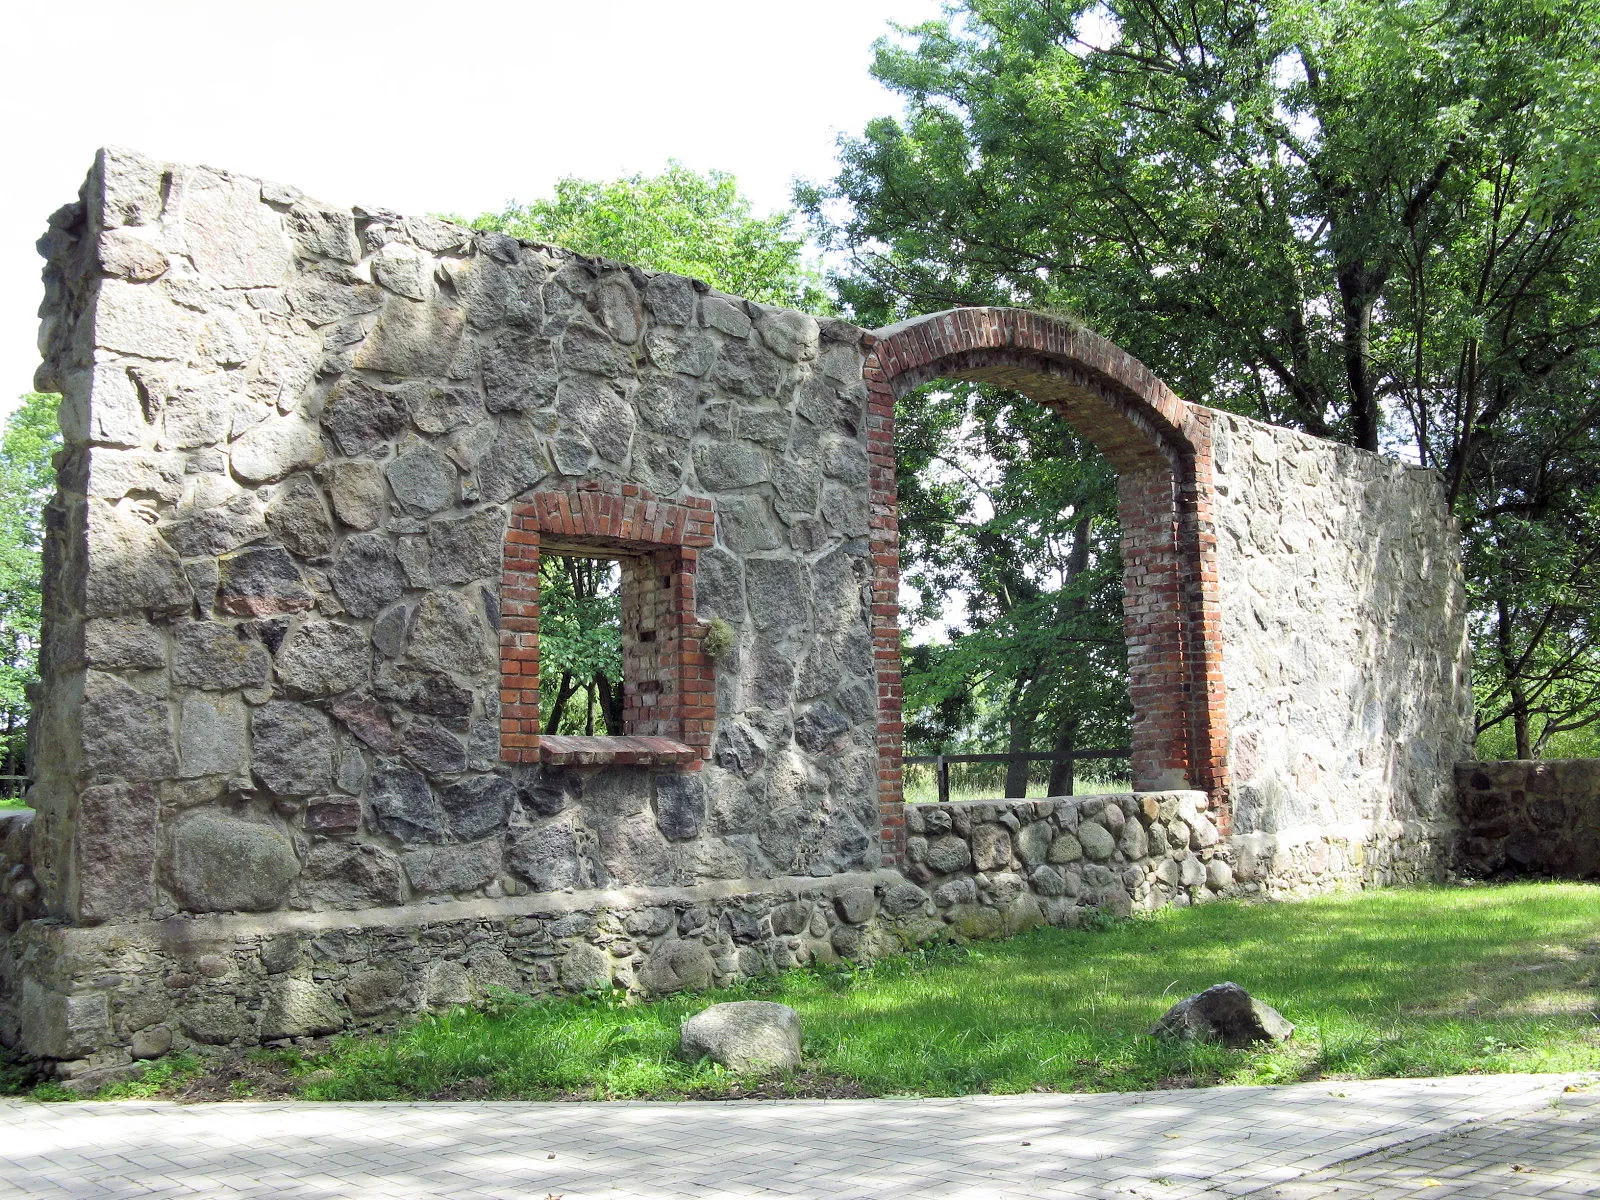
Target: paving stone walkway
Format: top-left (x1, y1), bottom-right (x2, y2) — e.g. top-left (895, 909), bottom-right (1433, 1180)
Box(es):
top-left (1, 1073), bottom-right (1593, 1198)
top-left (1254, 1086), bottom-right (1600, 1200)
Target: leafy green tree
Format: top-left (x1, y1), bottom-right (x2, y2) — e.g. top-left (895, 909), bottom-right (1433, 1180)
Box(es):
top-left (804, 0), bottom-right (1600, 758)
top-left (0, 392), bottom-right (60, 782)
top-left (470, 163), bottom-right (829, 312)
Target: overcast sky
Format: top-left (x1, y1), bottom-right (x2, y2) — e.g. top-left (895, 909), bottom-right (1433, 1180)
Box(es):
top-left (0, 0), bottom-right (943, 414)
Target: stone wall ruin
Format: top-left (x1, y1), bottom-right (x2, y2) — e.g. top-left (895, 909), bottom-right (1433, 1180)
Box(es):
top-left (1455, 760), bottom-right (1600, 878)
top-left (0, 149), bottom-right (1474, 1076)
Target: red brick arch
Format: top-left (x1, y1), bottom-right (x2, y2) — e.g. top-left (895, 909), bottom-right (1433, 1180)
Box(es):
top-left (863, 308), bottom-right (1229, 865)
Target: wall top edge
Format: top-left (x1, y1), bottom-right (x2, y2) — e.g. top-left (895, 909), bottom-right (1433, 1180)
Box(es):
top-left (909, 790), bottom-right (1209, 811)
top-left (78, 145), bottom-right (867, 339)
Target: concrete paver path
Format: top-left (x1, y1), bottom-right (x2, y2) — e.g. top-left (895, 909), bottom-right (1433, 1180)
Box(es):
top-left (1256, 1085), bottom-right (1600, 1200)
top-left (1, 1073), bottom-right (1593, 1198)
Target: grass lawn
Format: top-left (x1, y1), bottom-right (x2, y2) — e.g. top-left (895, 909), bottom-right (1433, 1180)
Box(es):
top-left (36, 882), bottom-right (1600, 1102)
top-left (901, 762), bottom-right (1130, 803)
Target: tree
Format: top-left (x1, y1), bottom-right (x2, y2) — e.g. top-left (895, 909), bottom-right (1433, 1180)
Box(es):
top-left (803, 0), bottom-right (1600, 758)
top-left (898, 379), bottom-right (1130, 794)
top-left (0, 392), bottom-right (60, 782)
top-left (469, 163), bottom-right (829, 312)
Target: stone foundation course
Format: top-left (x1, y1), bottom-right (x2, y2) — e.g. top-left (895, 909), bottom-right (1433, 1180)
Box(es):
top-left (3, 869), bottom-right (917, 1077)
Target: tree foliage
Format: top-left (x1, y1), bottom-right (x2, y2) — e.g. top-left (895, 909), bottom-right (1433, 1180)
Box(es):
top-left (470, 163), bottom-right (829, 312)
top-left (0, 393), bottom-right (60, 778)
top-left (898, 380), bottom-right (1129, 785)
top-left (537, 556), bottom-right (623, 737)
top-left (803, 0), bottom-right (1600, 758)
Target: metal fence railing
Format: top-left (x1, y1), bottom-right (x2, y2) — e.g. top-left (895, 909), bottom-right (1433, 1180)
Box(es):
top-left (0, 775), bottom-right (29, 800)
top-left (904, 748), bottom-right (1132, 804)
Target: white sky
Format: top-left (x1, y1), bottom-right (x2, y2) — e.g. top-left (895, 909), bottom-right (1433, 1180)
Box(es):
top-left (0, 0), bottom-right (944, 412)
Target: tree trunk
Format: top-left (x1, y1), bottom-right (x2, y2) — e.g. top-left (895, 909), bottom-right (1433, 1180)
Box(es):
top-left (1496, 596), bottom-right (1532, 758)
top-left (544, 671), bottom-right (578, 734)
top-left (1046, 718), bottom-right (1078, 797)
top-left (594, 672), bottom-right (622, 735)
top-left (2, 705), bottom-right (14, 782)
top-left (1041, 515), bottom-right (1092, 797)
top-left (1337, 266), bottom-right (1383, 452)
top-left (1003, 677), bottom-right (1039, 798)
top-left (1511, 682), bottom-right (1532, 760)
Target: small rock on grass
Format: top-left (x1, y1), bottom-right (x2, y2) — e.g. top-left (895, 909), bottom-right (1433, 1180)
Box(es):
top-left (1149, 982), bottom-right (1294, 1048)
top-left (679, 1001), bottom-right (802, 1073)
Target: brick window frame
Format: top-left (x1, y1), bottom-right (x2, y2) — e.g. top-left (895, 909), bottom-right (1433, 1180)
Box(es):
top-left (500, 483), bottom-right (716, 768)
top-left (863, 308), bottom-right (1231, 865)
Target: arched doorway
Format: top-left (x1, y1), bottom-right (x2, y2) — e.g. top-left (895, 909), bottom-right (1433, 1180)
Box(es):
top-left (862, 309), bottom-right (1230, 863)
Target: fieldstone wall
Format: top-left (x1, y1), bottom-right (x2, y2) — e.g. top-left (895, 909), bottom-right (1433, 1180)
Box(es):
top-left (1455, 760), bottom-right (1600, 878)
top-left (1206, 410), bottom-right (1474, 876)
top-left (4, 147), bottom-right (1477, 1072)
top-left (902, 788), bottom-right (1450, 929)
top-left (3, 147), bottom-right (889, 1068)
top-left (26, 147), bottom-right (882, 938)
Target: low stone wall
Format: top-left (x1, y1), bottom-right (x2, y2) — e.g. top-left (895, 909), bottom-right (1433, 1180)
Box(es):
top-left (905, 792), bottom-right (1227, 929)
top-left (1455, 760), bottom-right (1600, 878)
top-left (906, 790), bottom-right (1452, 928)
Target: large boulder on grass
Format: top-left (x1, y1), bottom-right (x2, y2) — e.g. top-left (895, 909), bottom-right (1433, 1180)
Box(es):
top-left (679, 1001), bottom-right (802, 1073)
top-left (1149, 982), bottom-right (1294, 1048)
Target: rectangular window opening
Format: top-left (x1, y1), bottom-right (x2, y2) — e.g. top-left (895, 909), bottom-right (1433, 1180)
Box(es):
top-left (500, 489), bottom-right (715, 768)
top-left (537, 553), bottom-right (624, 737)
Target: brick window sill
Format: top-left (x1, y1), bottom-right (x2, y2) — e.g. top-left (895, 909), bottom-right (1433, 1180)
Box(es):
top-left (533, 735), bottom-right (699, 767)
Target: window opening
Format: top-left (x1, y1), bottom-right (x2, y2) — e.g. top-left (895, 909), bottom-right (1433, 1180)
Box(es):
top-left (499, 486), bottom-right (715, 767)
top-left (537, 554), bottom-right (623, 736)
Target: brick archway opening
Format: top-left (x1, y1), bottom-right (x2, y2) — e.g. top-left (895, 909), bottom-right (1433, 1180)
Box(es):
top-left (863, 309), bottom-right (1229, 865)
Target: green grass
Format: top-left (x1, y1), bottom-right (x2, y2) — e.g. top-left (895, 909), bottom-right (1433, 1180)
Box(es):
top-left (0, 797), bottom-right (29, 811)
top-left (19, 883), bottom-right (1596, 1102)
top-left (207, 882), bottom-right (1600, 1102)
top-left (1475, 719), bottom-right (1600, 761)
top-left (89, 1054), bottom-right (206, 1099)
